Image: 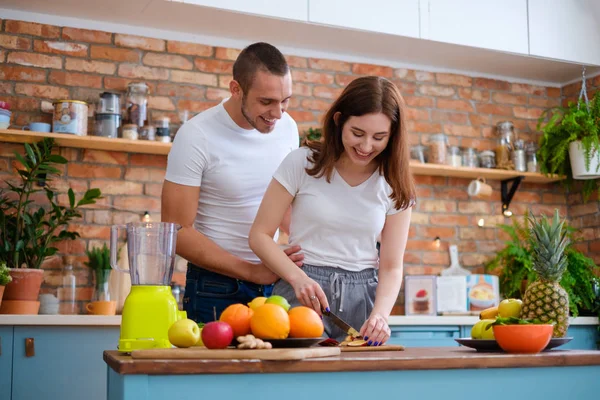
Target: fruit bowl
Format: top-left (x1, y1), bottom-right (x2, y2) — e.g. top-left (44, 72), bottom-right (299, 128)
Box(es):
top-left (493, 324), bottom-right (553, 354)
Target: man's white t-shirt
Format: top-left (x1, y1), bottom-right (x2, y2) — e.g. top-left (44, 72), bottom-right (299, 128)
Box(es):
top-left (274, 147), bottom-right (407, 272)
top-left (165, 100), bottom-right (299, 263)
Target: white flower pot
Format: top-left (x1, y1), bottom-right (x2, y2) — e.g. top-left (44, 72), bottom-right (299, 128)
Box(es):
top-left (568, 141), bottom-right (600, 180)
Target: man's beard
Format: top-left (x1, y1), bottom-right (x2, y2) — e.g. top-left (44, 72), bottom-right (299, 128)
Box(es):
top-left (241, 96), bottom-right (273, 134)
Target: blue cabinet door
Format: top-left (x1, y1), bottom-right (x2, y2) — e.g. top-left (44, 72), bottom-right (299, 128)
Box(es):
top-left (388, 326), bottom-right (460, 347)
top-left (12, 326), bottom-right (120, 400)
top-left (0, 326), bottom-right (13, 400)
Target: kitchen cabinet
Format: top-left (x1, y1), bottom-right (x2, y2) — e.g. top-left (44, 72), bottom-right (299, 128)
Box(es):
top-left (308, 0), bottom-right (420, 38)
top-left (528, 0), bottom-right (600, 66)
top-left (11, 326), bottom-right (120, 400)
top-left (420, 0), bottom-right (529, 55)
top-left (388, 326), bottom-right (460, 347)
top-left (0, 327), bottom-right (13, 400)
top-left (178, 0), bottom-right (308, 22)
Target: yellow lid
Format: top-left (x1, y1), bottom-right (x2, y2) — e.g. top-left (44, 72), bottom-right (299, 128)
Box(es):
top-left (53, 100), bottom-right (88, 106)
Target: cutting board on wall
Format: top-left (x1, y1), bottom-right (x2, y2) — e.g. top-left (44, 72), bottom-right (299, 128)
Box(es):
top-left (131, 346), bottom-right (340, 361)
top-left (340, 345), bottom-right (405, 352)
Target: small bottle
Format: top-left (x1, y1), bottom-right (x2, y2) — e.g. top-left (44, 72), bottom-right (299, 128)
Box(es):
top-left (58, 256), bottom-right (78, 315)
top-left (526, 142), bottom-right (539, 173)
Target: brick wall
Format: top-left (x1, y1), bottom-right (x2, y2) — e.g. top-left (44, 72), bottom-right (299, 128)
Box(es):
top-left (0, 19), bottom-right (576, 313)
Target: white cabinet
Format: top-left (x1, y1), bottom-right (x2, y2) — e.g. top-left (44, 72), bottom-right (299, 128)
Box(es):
top-left (308, 0), bottom-right (420, 38)
top-left (179, 0), bottom-right (308, 22)
top-left (420, 0), bottom-right (528, 54)
top-left (529, 0), bottom-right (600, 66)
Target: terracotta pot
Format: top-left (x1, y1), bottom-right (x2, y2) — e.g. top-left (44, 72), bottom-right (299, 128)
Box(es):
top-left (0, 300), bottom-right (40, 314)
top-left (0, 285), bottom-right (4, 308)
top-left (3, 268), bottom-right (44, 301)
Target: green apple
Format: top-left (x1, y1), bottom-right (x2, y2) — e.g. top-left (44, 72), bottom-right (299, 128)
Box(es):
top-left (498, 298), bottom-right (523, 318)
top-left (265, 295), bottom-right (291, 311)
top-left (480, 319), bottom-right (496, 340)
top-left (471, 319), bottom-right (496, 339)
top-left (168, 318), bottom-right (201, 348)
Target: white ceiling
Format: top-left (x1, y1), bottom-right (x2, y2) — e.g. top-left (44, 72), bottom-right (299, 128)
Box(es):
top-left (2, 0), bottom-right (598, 86)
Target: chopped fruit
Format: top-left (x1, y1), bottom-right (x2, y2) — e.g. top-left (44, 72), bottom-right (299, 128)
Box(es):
top-left (346, 339), bottom-right (368, 347)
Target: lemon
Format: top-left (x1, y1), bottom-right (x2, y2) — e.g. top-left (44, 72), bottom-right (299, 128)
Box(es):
top-left (247, 296), bottom-right (268, 310)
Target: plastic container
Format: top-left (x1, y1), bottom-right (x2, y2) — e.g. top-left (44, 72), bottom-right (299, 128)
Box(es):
top-left (479, 150), bottom-right (496, 169)
top-left (155, 117), bottom-right (171, 143)
top-left (447, 146), bottom-right (462, 167)
top-left (97, 92), bottom-right (120, 114)
top-left (427, 133), bottom-right (448, 164)
top-left (125, 82), bottom-right (149, 127)
top-left (94, 113), bottom-right (121, 138)
top-left (461, 147), bottom-right (479, 168)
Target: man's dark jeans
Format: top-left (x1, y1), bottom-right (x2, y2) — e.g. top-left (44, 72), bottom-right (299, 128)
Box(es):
top-left (183, 263), bottom-right (274, 323)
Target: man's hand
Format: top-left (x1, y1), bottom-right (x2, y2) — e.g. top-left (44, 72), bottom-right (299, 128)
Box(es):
top-left (249, 245), bottom-right (304, 285)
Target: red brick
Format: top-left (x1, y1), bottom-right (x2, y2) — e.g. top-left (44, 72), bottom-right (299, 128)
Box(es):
top-left (460, 227), bottom-right (496, 240)
top-left (458, 88), bottom-right (489, 101)
top-left (433, 187), bottom-right (469, 201)
top-left (458, 201), bottom-right (491, 214)
top-left (103, 77), bottom-right (156, 92)
top-left (511, 83), bottom-right (545, 96)
top-left (406, 108), bottom-right (430, 121)
top-left (171, 70), bottom-right (217, 86)
top-left (215, 47), bottom-right (241, 61)
top-left (15, 83), bottom-right (68, 99)
top-left (7, 51), bottom-right (62, 69)
top-left (407, 121), bottom-right (442, 133)
top-left (206, 87), bottom-right (230, 100)
top-left (65, 58), bottom-right (115, 74)
top-left (406, 240), bottom-right (443, 252)
top-left (292, 70), bottom-right (334, 85)
top-left (351, 63), bottom-right (393, 77)
top-left (68, 224), bottom-right (110, 239)
top-left (144, 183), bottom-right (164, 197)
top-left (492, 92), bottom-right (527, 105)
top-left (194, 58), bottom-right (233, 74)
top-left (590, 240), bottom-right (600, 253)
top-left (417, 199), bottom-right (456, 213)
top-left (82, 150), bottom-right (128, 165)
top-left (292, 82), bottom-right (312, 97)
top-left (418, 85), bottom-right (455, 97)
top-left (546, 87), bottom-right (561, 98)
top-left (414, 71), bottom-right (435, 82)
top-left (90, 45), bottom-right (139, 62)
top-left (114, 196), bottom-right (161, 212)
top-left (430, 215), bottom-right (470, 226)
top-left (130, 154), bottom-right (167, 168)
top-left (219, 75), bottom-right (233, 88)
top-left (0, 65), bottom-right (46, 82)
top-left (49, 71), bottom-right (102, 88)
top-left (0, 34), bottom-right (31, 50)
top-left (431, 111), bottom-right (468, 124)
top-left (167, 41), bottom-right (213, 57)
top-left (443, 125), bottom-right (479, 137)
top-left (301, 98), bottom-right (331, 111)
top-left (33, 40), bottom-right (88, 57)
top-left (62, 27), bottom-right (112, 44)
top-left (309, 58), bottom-right (350, 72)
top-left (529, 97), bottom-right (560, 108)
top-left (541, 193), bottom-right (566, 204)
top-left (89, 180), bottom-right (143, 195)
top-left (436, 73), bottom-right (472, 87)
top-left (118, 64), bottom-right (168, 80)
top-left (394, 80), bottom-right (417, 95)
top-left (176, 99), bottom-right (219, 112)
top-left (404, 96), bottom-right (434, 108)
top-left (287, 110), bottom-right (316, 122)
top-left (285, 55), bottom-right (308, 69)
top-left (0, 81), bottom-right (11, 94)
top-left (53, 238), bottom-right (86, 255)
top-left (513, 107), bottom-right (544, 119)
top-left (115, 34), bottom-right (165, 51)
top-left (422, 252), bottom-right (450, 266)
top-left (68, 164), bottom-right (121, 179)
top-left (459, 137), bottom-right (496, 151)
top-left (569, 202), bottom-right (599, 218)
top-left (437, 99), bottom-right (474, 112)
top-left (156, 83), bottom-right (206, 98)
top-left (148, 96), bottom-right (176, 111)
top-left (474, 78), bottom-right (510, 90)
top-left (143, 53), bottom-right (192, 70)
top-left (5, 20), bottom-right (60, 38)
top-left (475, 103), bottom-right (513, 116)
top-left (394, 69), bottom-right (417, 80)
top-left (0, 96), bottom-right (39, 112)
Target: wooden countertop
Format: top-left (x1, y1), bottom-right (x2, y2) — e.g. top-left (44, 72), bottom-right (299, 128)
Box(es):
top-left (104, 347), bottom-right (600, 375)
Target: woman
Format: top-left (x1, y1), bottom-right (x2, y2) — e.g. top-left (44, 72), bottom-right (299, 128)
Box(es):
top-left (248, 76), bottom-right (415, 345)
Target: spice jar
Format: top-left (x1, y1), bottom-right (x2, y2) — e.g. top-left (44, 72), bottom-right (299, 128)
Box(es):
top-left (122, 124), bottom-right (139, 140)
top-left (427, 133), bottom-right (448, 164)
top-left (526, 142), bottom-right (539, 173)
top-left (447, 146), bottom-right (462, 167)
top-left (154, 117), bottom-right (171, 143)
top-left (125, 82), bottom-right (149, 127)
top-left (496, 121), bottom-right (515, 151)
top-left (461, 147), bottom-right (479, 168)
top-left (512, 139), bottom-right (526, 172)
top-left (479, 150), bottom-right (496, 169)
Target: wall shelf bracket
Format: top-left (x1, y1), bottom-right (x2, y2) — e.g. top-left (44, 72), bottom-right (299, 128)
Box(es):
top-left (501, 176), bottom-right (524, 215)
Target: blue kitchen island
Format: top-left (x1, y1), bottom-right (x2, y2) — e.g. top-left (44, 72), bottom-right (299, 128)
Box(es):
top-left (104, 347), bottom-right (600, 400)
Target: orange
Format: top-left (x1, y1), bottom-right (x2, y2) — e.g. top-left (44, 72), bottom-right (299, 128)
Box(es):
top-left (288, 306), bottom-right (324, 338)
top-left (219, 303), bottom-right (253, 338)
top-left (250, 304), bottom-right (290, 339)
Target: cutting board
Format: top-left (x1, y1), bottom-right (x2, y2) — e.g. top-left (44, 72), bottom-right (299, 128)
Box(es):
top-left (340, 345), bottom-right (404, 352)
top-left (131, 346), bottom-right (340, 361)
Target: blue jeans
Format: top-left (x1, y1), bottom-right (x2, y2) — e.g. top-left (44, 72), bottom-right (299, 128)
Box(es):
top-left (183, 263), bottom-right (274, 323)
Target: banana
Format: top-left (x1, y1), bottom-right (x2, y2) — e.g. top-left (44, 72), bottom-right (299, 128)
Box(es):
top-left (479, 306), bottom-right (499, 320)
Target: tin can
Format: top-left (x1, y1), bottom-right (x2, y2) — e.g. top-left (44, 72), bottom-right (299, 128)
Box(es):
top-left (52, 100), bottom-right (88, 136)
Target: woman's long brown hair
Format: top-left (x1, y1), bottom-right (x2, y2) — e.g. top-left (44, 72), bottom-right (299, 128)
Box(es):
top-left (305, 76), bottom-right (416, 210)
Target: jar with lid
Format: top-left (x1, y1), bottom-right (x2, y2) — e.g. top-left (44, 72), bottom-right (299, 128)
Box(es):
top-left (461, 147), bottom-right (479, 168)
top-left (495, 137), bottom-right (513, 169)
top-left (526, 142), bottom-right (539, 172)
top-left (125, 82), bottom-right (149, 127)
top-left (122, 124), bottom-right (139, 140)
top-left (447, 146), bottom-right (462, 167)
top-left (512, 139), bottom-right (526, 172)
top-left (58, 256), bottom-right (78, 315)
top-left (410, 145), bottom-right (427, 163)
top-left (139, 125), bottom-right (156, 141)
top-left (155, 117), bottom-right (171, 143)
top-left (496, 121), bottom-right (515, 151)
top-left (427, 133), bottom-right (448, 164)
top-left (479, 150), bottom-right (496, 169)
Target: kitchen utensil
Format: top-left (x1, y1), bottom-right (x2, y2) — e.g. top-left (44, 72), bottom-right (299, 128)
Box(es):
top-left (22, 122), bottom-right (51, 132)
top-left (130, 346), bottom-right (341, 361)
top-left (441, 245), bottom-right (471, 276)
top-left (111, 222), bottom-right (186, 352)
top-left (340, 344), bottom-right (405, 352)
top-left (94, 113), bottom-right (121, 138)
top-left (322, 309), bottom-right (362, 339)
top-left (493, 324), bottom-right (553, 354)
top-left (97, 91), bottom-right (121, 114)
top-left (266, 338), bottom-right (325, 348)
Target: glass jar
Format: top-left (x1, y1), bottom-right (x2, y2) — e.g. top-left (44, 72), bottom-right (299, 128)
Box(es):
top-left (427, 133), bottom-right (448, 164)
top-left (496, 121), bottom-right (515, 151)
top-left (461, 147), bottom-right (479, 168)
top-left (526, 142), bottom-right (539, 173)
top-left (155, 117), bottom-right (171, 143)
top-left (122, 123), bottom-right (139, 140)
top-left (139, 124), bottom-right (156, 141)
top-left (512, 139), bottom-right (526, 172)
top-left (410, 145), bottom-right (427, 163)
top-left (125, 82), bottom-right (149, 127)
top-left (93, 269), bottom-right (112, 301)
top-left (495, 137), bottom-right (513, 169)
top-left (447, 146), bottom-right (462, 167)
top-left (479, 150), bottom-right (496, 169)
top-left (58, 256), bottom-right (78, 315)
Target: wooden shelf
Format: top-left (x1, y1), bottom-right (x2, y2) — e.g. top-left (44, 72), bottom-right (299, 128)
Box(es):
top-left (0, 129), bottom-right (563, 183)
top-left (0, 129), bottom-right (172, 155)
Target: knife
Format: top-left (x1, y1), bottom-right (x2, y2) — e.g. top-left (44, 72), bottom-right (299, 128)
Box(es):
top-left (322, 309), bottom-right (362, 339)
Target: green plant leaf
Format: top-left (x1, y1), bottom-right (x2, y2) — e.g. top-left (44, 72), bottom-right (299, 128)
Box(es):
top-left (68, 188), bottom-right (75, 208)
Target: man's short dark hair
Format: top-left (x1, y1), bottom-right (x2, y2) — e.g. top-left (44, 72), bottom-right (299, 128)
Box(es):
top-left (233, 42), bottom-right (289, 93)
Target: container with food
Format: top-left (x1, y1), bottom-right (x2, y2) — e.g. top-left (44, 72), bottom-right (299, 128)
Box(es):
top-left (154, 117), bottom-right (171, 143)
top-left (410, 145), bottom-right (427, 163)
top-left (427, 133), bottom-right (448, 164)
top-left (526, 142), bottom-right (539, 173)
top-left (122, 124), bottom-right (139, 140)
top-left (125, 82), bottom-right (149, 127)
top-left (461, 147), bottom-right (479, 168)
top-left (479, 150), bottom-right (496, 169)
top-left (447, 146), bottom-right (462, 167)
top-left (94, 113), bottom-right (121, 138)
top-left (52, 100), bottom-right (88, 136)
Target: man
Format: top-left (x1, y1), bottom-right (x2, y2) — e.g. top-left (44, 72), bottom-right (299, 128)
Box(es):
top-left (161, 42), bottom-right (303, 323)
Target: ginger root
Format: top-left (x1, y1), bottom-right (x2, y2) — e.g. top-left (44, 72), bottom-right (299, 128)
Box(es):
top-left (236, 334), bottom-right (273, 350)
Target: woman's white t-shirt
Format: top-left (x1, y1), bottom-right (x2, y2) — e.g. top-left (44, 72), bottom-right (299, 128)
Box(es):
top-left (273, 147), bottom-right (406, 272)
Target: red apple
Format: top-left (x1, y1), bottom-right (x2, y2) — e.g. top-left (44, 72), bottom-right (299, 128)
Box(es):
top-left (201, 321), bottom-right (234, 349)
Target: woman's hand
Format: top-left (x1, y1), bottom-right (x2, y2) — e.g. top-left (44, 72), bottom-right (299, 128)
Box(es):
top-left (290, 274), bottom-right (329, 315)
top-left (360, 313), bottom-right (391, 346)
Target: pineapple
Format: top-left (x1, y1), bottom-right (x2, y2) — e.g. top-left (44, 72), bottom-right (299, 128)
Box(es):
top-left (520, 209), bottom-right (570, 337)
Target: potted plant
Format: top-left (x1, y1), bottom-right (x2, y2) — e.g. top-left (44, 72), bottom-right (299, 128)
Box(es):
top-left (300, 127), bottom-right (322, 146)
top-left (537, 91), bottom-right (600, 200)
top-left (0, 138), bottom-right (102, 314)
top-left (0, 261), bottom-right (12, 308)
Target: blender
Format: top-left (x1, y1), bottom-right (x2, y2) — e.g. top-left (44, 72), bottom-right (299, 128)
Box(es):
top-left (110, 222), bottom-right (186, 352)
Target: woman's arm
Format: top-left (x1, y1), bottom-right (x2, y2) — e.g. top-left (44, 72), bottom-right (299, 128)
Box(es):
top-left (360, 207), bottom-right (412, 344)
top-left (249, 179), bottom-right (330, 313)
